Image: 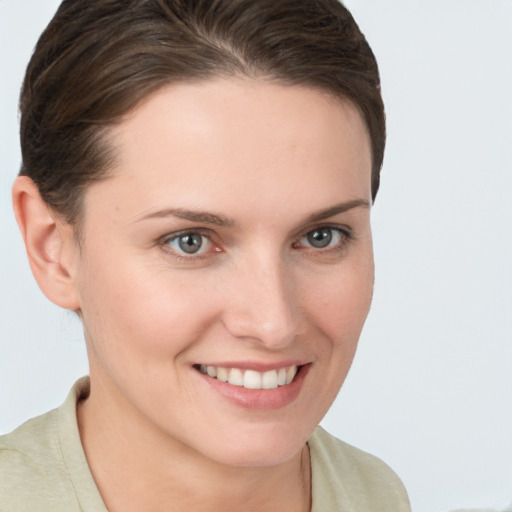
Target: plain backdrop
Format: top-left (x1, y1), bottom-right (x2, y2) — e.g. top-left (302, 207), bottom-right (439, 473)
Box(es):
top-left (1, 1), bottom-right (511, 511)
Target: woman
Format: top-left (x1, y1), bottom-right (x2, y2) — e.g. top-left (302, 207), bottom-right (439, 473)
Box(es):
top-left (0, 0), bottom-right (410, 510)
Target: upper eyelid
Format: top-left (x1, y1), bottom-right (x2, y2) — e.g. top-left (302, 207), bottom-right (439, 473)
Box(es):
top-left (160, 229), bottom-right (215, 252)
top-left (159, 230), bottom-right (217, 261)
top-left (296, 223), bottom-right (352, 240)
top-left (161, 227), bottom-right (214, 243)
top-left (158, 224), bottom-right (352, 250)
top-left (292, 225), bottom-right (353, 252)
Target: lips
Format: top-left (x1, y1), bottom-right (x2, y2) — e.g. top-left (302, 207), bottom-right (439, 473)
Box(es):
top-left (197, 364), bottom-right (298, 390)
top-left (194, 362), bottom-right (309, 410)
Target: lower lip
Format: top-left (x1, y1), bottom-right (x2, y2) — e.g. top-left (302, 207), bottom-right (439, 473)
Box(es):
top-left (196, 364), bottom-right (311, 410)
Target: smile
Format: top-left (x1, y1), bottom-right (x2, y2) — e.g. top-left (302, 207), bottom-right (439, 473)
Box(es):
top-left (196, 364), bottom-right (299, 390)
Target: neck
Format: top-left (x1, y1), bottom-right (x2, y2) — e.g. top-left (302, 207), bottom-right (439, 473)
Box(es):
top-left (77, 379), bottom-right (311, 512)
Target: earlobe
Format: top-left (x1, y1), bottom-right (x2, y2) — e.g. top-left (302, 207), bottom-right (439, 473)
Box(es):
top-left (12, 176), bottom-right (80, 311)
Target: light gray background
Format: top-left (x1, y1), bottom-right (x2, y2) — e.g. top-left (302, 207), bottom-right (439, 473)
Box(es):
top-left (1, 1), bottom-right (511, 511)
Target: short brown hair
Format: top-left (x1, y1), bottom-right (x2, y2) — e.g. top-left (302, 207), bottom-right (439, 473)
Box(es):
top-left (20, 0), bottom-right (385, 226)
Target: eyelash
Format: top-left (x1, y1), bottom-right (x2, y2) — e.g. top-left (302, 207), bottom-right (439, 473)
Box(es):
top-left (293, 225), bottom-right (352, 252)
top-left (159, 225), bottom-right (352, 260)
top-left (160, 229), bottom-right (218, 260)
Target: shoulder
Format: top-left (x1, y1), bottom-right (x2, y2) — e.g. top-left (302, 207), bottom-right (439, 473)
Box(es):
top-left (0, 406), bottom-right (59, 461)
top-left (0, 380), bottom-right (92, 512)
top-left (309, 426), bottom-right (411, 512)
top-left (0, 409), bottom-right (79, 510)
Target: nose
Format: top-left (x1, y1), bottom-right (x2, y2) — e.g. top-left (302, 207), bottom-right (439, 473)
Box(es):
top-left (221, 254), bottom-right (299, 349)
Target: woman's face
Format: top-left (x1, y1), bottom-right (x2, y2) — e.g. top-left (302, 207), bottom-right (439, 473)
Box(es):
top-left (74, 78), bottom-right (374, 467)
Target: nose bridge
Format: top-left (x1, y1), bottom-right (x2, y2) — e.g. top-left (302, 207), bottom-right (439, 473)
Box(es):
top-left (223, 249), bottom-right (299, 348)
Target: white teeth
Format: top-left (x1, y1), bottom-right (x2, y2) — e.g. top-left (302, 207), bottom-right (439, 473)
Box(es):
top-left (262, 370), bottom-right (278, 389)
top-left (244, 370), bottom-right (261, 389)
top-left (285, 366), bottom-right (297, 385)
top-left (217, 367), bottom-right (229, 382)
top-left (198, 365), bottom-right (299, 390)
top-left (228, 368), bottom-right (244, 386)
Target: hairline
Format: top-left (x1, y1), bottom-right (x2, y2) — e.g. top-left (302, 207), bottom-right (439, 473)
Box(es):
top-left (68, 73), bottom-right (375, 247)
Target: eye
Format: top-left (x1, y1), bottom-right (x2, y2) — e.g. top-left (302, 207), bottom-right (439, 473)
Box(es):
top-left (295, 226), bottom-right (350, 250)
top-left (163, 231), bottom-right (213, 256)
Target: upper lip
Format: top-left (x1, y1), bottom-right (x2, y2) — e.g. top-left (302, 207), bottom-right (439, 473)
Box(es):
top-left (194, 360), bottom-right (309, 372)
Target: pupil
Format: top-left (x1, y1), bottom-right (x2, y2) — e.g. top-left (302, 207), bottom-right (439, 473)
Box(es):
top-left (178, 233), bottom-right (202, 254)
top-left (307, 228), bottom-right (332, 248)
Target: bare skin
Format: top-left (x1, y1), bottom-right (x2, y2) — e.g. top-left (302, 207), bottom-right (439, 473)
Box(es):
top-left (13, 78), bottom-right (373, 511)
top-left (79, 395), bottom-right (311, 511)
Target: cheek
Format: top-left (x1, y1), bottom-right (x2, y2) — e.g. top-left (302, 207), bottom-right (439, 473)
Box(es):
top-left (77, 255), bottom-right (220, 365)
top-left (289, 257), bottom-right (374, 427)
top-left (304, 257), bottom-right (374, 348)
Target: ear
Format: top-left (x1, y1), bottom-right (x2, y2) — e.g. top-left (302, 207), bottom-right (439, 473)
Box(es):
top-left (12, 176), bottom-right (81, 311)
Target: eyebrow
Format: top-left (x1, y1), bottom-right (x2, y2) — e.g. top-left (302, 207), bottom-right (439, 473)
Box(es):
top-left (305, 199), bottom-right (370, 223)
top-left (136, 198), bottom-right (369, 227)
top-left (136, 208), bottom-right (235, 227)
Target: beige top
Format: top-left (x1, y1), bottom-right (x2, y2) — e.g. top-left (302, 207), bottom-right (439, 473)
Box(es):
top-left (0, 378), bottom-right (410, 511)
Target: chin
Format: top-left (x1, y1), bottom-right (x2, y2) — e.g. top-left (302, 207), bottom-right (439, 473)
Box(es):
top-left (195, 422), bottom-right (312, 468)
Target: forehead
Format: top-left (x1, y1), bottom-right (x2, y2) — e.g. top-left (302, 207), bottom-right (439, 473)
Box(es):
top-left (86, 78), bottom-right (372, 222)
